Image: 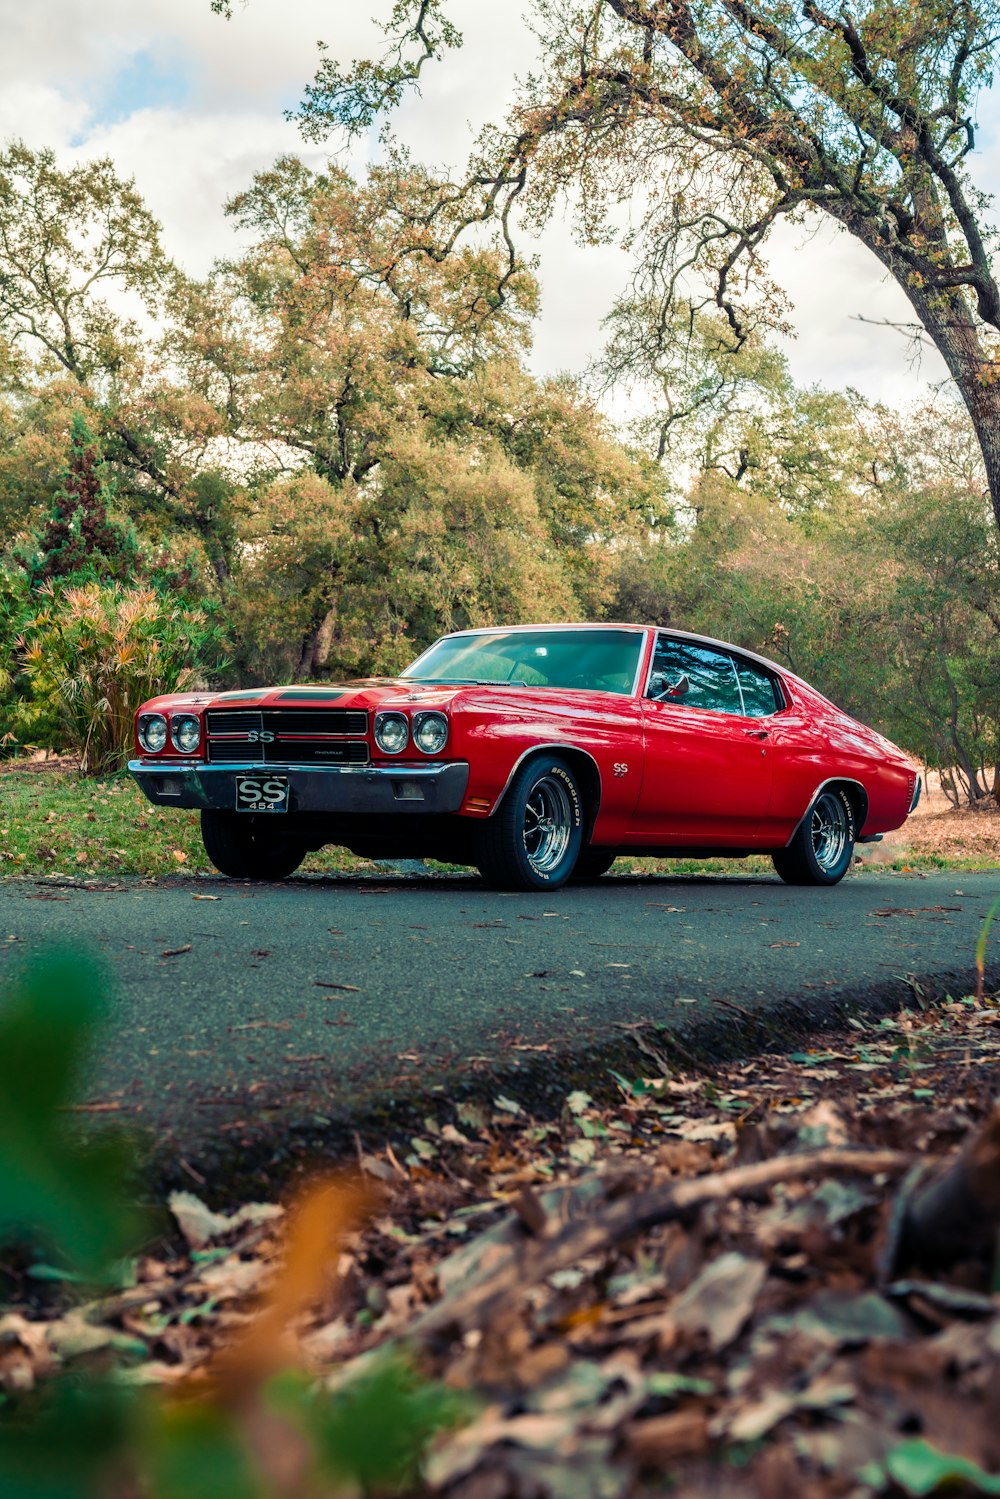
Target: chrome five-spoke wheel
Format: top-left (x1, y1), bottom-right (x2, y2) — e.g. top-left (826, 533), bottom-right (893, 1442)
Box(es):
top-left (475, 754), bottom-right (584, 890)
top-left (772, 784), bottom-right (857, 886)
top-left (810, 790), bottom-right (849, 874)
top-left (523, 774), bottom-right (574, 876)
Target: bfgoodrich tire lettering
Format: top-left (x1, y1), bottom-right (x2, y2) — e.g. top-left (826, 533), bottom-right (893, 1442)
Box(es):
top-left (772, 786), bottom-right (856, 887)
top-left (475, 755), bottom-right (584, 892)
top-left (200, 810), bottom-right (308, 881)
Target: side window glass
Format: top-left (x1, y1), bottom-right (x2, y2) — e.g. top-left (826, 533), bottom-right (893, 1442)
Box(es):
top-left (649, 638), bottom-right (743, 715)
top-left (735, 661), bottom-right (780, 717)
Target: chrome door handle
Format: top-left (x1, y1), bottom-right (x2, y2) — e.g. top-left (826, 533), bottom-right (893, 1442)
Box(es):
top-left (744, 728), bottom-right (769, 739)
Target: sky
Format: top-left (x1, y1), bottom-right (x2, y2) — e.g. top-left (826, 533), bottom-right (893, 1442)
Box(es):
top-left (2, 0), bottom-right (998, 415)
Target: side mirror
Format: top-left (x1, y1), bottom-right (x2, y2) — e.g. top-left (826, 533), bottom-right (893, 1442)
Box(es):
top-left (649, 671), bottom-right (690, 701)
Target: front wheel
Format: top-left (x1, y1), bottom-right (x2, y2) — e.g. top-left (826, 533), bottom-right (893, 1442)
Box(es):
top-left (200, 810), bottom-right (308, 881)
top-left (475, 756), bottom-right (584, 891)
top-left (772, 787), bottom-right (856, 886)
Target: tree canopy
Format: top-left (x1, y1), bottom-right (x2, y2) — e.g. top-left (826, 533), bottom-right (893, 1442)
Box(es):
top-left (284, 0), bottom-right (1000, 535)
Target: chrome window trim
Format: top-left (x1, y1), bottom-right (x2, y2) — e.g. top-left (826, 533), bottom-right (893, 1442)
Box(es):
top-left (730, 654), bottom-right (786, 716)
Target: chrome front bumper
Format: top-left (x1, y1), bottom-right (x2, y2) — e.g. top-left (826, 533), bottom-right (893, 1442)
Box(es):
top-left (128, 759), bottom-right (470, 815)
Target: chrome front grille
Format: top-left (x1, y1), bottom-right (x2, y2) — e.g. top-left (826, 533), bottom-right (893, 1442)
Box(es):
top-left (205, 708), bottom-right (369, 765)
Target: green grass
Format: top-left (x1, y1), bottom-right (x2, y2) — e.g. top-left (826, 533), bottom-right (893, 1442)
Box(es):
top-left (0, 766), bottom-right (992, 880)
top-left (0, 767), bottom-right (364, 879)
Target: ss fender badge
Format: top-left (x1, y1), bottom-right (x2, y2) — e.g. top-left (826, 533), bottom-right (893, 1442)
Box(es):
top-left (613, 762), bottom-right (629, 777)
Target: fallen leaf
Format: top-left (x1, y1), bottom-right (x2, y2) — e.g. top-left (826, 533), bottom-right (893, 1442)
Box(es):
top-left (168, 1191), bottom-right (283, 1250)
top-left (670, 1253), bottom-right (767, 1352)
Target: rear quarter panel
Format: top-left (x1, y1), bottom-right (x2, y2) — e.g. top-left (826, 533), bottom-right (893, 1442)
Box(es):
top-left (761, 678), bottom-right (914, 841)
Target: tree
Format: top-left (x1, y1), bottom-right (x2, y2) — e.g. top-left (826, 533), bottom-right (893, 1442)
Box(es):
top-left (174, 155), bottom-right (538, 487)
top-left (172, 156), bottom-right (667, 680)
top-left (271, 0), bottom-right (1000, 536)
top-left (601, 381), bottom-right (1000, 802)
top-left (18, 411), bottom-right (138, 591)
top-left (0, 142), bottom-right (231, 570)
top-left (599, 300), bottom-right (867, 513)
top-left (0, 142), bottom-right (168, 391)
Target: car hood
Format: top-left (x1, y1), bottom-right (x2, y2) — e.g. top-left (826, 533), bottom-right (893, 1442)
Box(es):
top-left (139, 679), bottom-right (475, 714)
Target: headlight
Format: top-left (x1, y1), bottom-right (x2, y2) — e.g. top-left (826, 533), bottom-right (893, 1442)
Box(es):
top-left (412, 711), bottom-right (448, 755)
top-left (138, 713), bottom-right (167, 753)
top-left (374, 711), bottom-right (409, 755)
top-left (170, 714), bottom-right (201, 754)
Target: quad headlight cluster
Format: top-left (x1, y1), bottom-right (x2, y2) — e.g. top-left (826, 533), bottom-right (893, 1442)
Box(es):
top-left (138, 712), bottom-right (201, 755)
top-left (138, 707), bottom-right (448, 759)
top-left (374, 710), bottom-right (449, 756)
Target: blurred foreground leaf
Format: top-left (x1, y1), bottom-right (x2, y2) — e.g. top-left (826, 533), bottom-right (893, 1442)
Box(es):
top-left (277, 1352), bottom-right (471, 1497)
top-left (0, 949), bottom-right (140, 1278)
top-left (0, 1379), bottom-right (133, 1499)
top-left (141, 1402), bottom-right (264, 1499)
top-left (878, 1438), bottom-right (1000, 1495)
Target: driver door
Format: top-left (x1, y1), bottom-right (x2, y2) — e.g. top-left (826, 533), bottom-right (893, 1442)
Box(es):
top-left (630, 636), bottom-right (774, 844)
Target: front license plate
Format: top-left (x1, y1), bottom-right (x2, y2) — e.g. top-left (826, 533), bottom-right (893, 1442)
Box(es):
top-left (235, 776), bottom-right (289, 812)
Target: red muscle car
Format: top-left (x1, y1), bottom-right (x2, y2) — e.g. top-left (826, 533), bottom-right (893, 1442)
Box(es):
top-left (129, 623), bottom-right (921, 891)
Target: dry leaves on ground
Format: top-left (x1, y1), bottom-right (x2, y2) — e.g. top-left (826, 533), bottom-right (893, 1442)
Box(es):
top-left (4, 996), bottom-right (1000, 1497)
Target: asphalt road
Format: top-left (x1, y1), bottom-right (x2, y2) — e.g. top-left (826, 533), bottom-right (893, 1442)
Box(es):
top-left (0, 868), bottom-right (996, 1144)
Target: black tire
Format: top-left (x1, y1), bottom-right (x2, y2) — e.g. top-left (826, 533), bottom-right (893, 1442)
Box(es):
top-left (200, 810), bottom-right (308, 881)
top-left (772, 786), bottom-right (856, 886)
top-left (570, 848), bottom-right (617, 881)
top-left (475, 755), bottom-right (584, 891)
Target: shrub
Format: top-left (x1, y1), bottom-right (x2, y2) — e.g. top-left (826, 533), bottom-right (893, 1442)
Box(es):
top-left (14, 582), bottom-right (228, 772)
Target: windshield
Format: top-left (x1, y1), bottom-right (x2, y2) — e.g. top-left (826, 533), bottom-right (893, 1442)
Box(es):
top-left (402, 628), bottom-right (645, 694)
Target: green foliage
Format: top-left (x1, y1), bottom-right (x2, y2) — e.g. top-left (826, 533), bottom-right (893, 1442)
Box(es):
top-left (0, 950), bottom-right (140, 1280)
top-left (598, 347), bottom-right (1000, 803)
top-left (18, 412), bottom-right (138, 590)
top-left (0, 128), bottom-right (995, 797)
top-left (283, 0), bottom-right (1000, 542)
top-left (0, 1379), bottom-right (136, 1499)
top-left (0, 141), bottom-right (169, 387)
top-left (140, 1404), bottom-right (265, 1499)
top-left (14, 584), bottom-right (227, 772)
top-left (275, 1357), bottom-right (471, 1494)
top-left (861, 1438), bottom-right (1000, 1496)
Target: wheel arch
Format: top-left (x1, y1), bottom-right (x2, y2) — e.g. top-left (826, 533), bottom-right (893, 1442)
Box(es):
top-left (492, 743), bottom-right (602, 838)
top-left (785, 777), bottom-right (868, 847)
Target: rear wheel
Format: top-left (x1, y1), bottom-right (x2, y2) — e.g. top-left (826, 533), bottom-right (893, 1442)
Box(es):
top-left (570, 848), bottom-right (617, 881)
top-left (200, 810), bottom-right (308, 880)
top-left (476, 755), bottom-right (584, 891)
top-left (772, 787), bottom-right (856, 886)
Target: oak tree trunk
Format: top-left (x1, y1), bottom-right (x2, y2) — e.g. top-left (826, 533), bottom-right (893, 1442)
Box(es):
top-left (828, 208), bottom-right (1000, 535)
